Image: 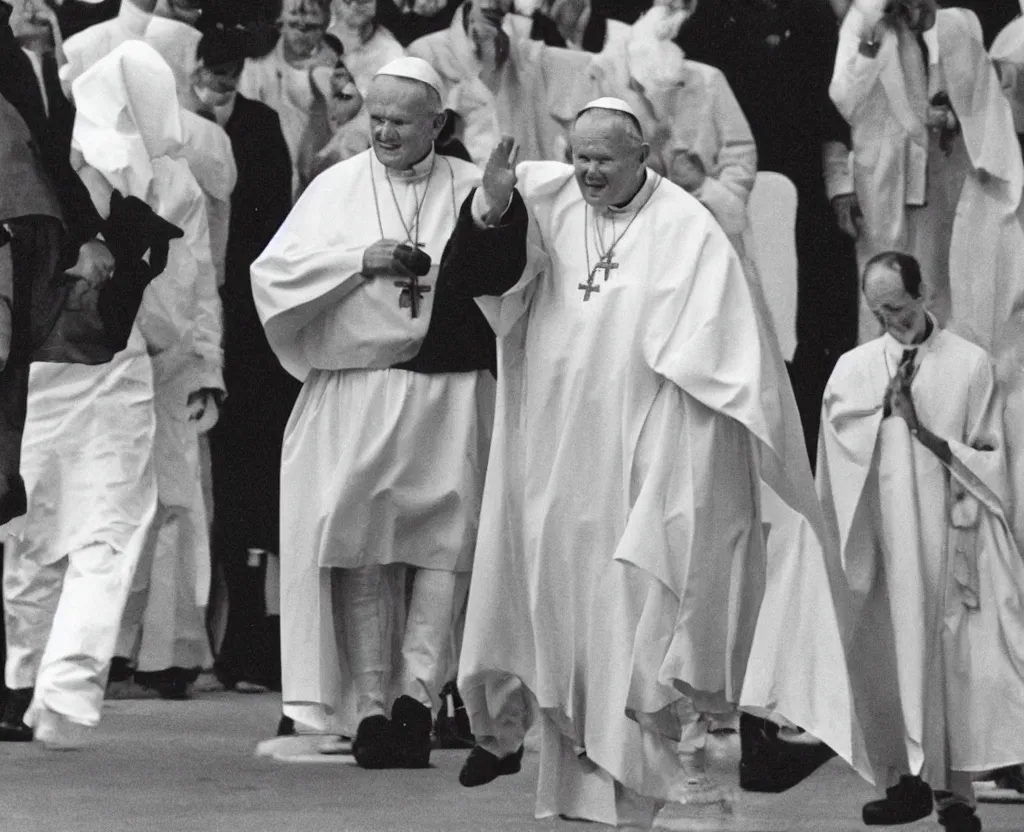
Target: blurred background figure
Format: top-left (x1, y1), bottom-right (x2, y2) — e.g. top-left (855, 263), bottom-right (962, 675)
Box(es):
top-left (239, 0), bottom-right (340, 198)
top-left (521, 0), bottom-right (630, 53)
top-left (186, 18), bottom-right (299, 694)
top-left (327, 0), bottom-right (404, 93)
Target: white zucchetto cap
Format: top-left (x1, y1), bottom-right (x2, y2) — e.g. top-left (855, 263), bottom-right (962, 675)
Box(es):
top-left (374, 57), bottom-right (444, 99)
top-left (576, 97), bottom-right (644, 138)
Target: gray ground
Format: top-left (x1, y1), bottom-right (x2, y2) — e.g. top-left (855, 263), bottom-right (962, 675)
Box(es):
top-left (1, 692), bottom-right (1021, 832)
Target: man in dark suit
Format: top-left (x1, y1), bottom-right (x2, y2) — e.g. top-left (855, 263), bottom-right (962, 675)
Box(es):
top-left (183, 20), bottom-right (299, 696)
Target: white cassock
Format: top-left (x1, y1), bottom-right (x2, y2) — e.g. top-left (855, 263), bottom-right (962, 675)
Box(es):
top-left (831, 8), bottom-right (1024, 351)
top-left (251, 148), bottom-right (494, 734)
top-left (816, 325), bottom-right (1024, 798)
top-left (454, 163), bottom-right (868, 827)
top-left (3, 325), bottom-right (157, 731)
top-left (239, 40), bottom-right (340, 201)
top-left (64, 43), bottom-right (225, 677)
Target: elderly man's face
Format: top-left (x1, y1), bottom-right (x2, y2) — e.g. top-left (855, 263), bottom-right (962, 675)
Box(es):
top-left (367, 75), bottom-right (445, 171)
top-left (333, 0), bottom-right (377, 28)
top-left (570, 110), bottom-right (649, 209)
top-left (864, 264), bottom-right (929, 344)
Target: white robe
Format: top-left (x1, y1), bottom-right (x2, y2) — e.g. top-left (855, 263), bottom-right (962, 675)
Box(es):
top-left (817, 327), bottom-right (1024, 790)
top-left (250, 149), bottom-right (494, 734)
top-left (831, 8), bottom-right (1024, 351)
top-left (70, 43), bottom-right (224, 673)
top-left (458, 163), bottom-right (868, 826)
top-left (3, 325), bottom-right (158, 728)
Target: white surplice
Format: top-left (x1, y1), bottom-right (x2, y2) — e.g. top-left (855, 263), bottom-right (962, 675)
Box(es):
top-left (458, 162), bottom-right (868, 826)
top-left (3, 325), bottom-right (158, 729)
top-left (817, 325), bottom-right (1024, 792)
top-left (251, 149), bottom-right (494, 734)
top-left (70, 43), bottom-right (224, 674)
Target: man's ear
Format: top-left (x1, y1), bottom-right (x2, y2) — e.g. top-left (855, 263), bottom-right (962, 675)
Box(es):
top-left (638, 142), bottom-right (651, 166)
top-left (432, 109), bottom-right (448, 136)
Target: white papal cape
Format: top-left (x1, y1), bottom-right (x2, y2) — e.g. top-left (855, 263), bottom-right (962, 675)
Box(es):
top-left (251, 149), bottom-right (494, 734)
top-left (456, 162), bottom-right (869, 826)
top-left (817, 326), bottom-right (1024, 789)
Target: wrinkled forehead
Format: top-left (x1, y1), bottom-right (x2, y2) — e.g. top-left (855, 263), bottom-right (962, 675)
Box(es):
top-left (571, 110), bottom-right (641, 154)
top-left (367, 75), bottom-right (441, 117)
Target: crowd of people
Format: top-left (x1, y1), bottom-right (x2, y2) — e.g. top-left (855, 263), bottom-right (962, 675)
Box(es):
top-left (1, 0), bottom-right (1023, 830)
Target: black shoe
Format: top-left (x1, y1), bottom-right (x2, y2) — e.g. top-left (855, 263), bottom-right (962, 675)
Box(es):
top-left (0, 688), bottom-right (34, 742)
top-left (862, 775), bottom-right (934, 825)
top-left (436, 682), bottom-right (475, 750)
top-left (135, 668), bottom-right (193, 700)
top-left (391, 695), bottom-right (432, 768)
top-left (276, 715), bottom-right (296, 737)
top-left (352, 715), bottom-right (399, 770)
top-left (993, 765), bottom-right (1024, 793)
top-left (459, 744), bottom-right (524, 787)
top-left (739, 713), bottom-right (836, 792)
top-left (108, 657), bottom-right (133, 684)
top-left (937, 803), bottom-right (981, 832)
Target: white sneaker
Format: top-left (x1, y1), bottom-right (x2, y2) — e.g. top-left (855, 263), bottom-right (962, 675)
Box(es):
top-left (33, 708), bottom-right (91, 751)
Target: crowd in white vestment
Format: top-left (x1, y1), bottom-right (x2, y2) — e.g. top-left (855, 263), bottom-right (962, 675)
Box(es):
top-left (1, 0), bottom-right (1024, 829)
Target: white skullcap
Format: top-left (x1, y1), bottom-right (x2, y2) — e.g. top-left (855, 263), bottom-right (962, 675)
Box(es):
top-left (374, 57), bottom-right (444, 99)
top-left (578, 97), bottom-right (641, 122)
top-left (577, 97), bottom-right (644, 137)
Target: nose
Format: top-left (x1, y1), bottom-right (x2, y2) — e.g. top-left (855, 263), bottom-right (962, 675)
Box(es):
top-left (378, 121), bottom-right (399, 143)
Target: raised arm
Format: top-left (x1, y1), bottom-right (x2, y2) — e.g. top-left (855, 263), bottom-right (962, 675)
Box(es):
top-left (830, 2), bottom-right (889, 123)
top-left (443, 137), bottom-right (530, 298)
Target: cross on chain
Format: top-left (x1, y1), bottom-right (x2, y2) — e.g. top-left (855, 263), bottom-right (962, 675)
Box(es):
top-left (577, 254), bottom-right (618, 302)
top-left (394, 274), bottom-right (432, 318)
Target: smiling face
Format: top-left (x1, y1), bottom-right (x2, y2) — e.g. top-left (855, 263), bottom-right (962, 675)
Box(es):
top-left (864, 262), bottom-right (929, 345)
top-left (570, 109), bottom-right (649, 209)
top-left (366, 74), bottom-right (445, 171)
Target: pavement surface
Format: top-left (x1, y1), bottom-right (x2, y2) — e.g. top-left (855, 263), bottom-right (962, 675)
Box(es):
top-left (1, 691), bottom-right (1022, 832)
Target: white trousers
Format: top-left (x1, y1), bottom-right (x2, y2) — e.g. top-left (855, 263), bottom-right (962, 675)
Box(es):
top-left (116, 499), bottom-right (212, 672)
top-left (3, 542), bottom-right (139, 728)
top-left (331, 565), bottom-right (457, 721)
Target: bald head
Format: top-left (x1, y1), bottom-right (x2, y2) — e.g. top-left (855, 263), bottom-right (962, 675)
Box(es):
top-left (570, 108), bottom-right (650, 208)
top-left (367, 74), bottom-right (446, 171)
top-left (863, 252), bottom-right (929, 345)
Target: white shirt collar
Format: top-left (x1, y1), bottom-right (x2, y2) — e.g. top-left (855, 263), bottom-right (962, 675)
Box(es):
top-left (882, 312), bottom-right (940, 363)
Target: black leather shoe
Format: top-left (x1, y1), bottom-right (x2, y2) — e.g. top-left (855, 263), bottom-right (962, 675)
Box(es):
top-left (938, 803), bottom-right (982, 832)
top-left (0, 687), bottom-right (34, 742)
top-left (436, 681), bottom-right (475, 750)
top-left (459, 744), bottom-right (524, 787)
top-left (352, 715), bottom-right (398, 769)
top-left (862, 775), bottom-right (934, 825)
top-left (739, 713), bottom-right (836, 792)
top-left (391, 695), bottom-right (432, 768)
top-left (276, 715), bottom-right (295, 737)
top-left (993, 765), bottom-right (1024, 793)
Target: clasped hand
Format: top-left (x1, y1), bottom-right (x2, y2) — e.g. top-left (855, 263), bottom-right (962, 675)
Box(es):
top-left (362, 239), bottom-right (432, 279)
top-left (63, 239), bottom-right (115, 288)
top-left (884, 364), bottom-right (920, 432)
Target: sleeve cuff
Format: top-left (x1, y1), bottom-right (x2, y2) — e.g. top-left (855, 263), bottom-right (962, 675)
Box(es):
top-left (471, 187), bottom-right (514, 228)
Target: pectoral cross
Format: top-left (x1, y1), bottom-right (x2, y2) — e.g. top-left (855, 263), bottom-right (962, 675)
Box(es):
top-left (394, 275), bottom-right (432, 318)
top-left (578, 276), bottom-right (600, 301)
top-left (592, 253), bottom-right (619, 283)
